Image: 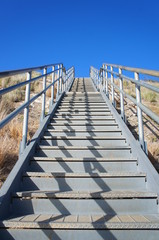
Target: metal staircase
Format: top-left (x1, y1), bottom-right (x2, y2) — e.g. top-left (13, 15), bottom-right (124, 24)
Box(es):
top-left (0, 65), bottom-right (159, 239)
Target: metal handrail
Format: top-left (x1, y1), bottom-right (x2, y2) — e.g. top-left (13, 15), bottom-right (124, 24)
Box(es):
top-left (0, 68), bottom-right (62, 96)
top-left (90, 64), bottom-right (159, 153)
top-left (104, 63), bottom-right (159, 77)
top-left (0, 63), bottom-right (75, 153)
top-left (0, 63), bottom-right (62, 77)
top-left (102, 68), bottom-right (159, 94)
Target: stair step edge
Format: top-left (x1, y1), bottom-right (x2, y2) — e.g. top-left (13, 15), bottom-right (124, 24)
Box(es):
top-left (23, 172), bottom-right (146, 178)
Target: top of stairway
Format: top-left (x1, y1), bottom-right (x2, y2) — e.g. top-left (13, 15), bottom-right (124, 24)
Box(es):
top-left (70, 78), bottom-right (96, 92)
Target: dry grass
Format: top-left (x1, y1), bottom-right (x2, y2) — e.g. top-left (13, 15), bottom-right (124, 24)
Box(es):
top-left (0, 73), bottom-right (58, 188)
top-left (0, 108), bottom-right (23, 187)
top-left (113, 78), bottom-right (159, 168)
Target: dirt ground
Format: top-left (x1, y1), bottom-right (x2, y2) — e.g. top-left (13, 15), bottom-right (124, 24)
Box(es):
top-left (115, 95), bottom-right (159, 169)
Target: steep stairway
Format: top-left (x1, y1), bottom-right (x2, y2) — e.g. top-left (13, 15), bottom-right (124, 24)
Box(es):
top-left (0, 77), bottom-right (159, 239)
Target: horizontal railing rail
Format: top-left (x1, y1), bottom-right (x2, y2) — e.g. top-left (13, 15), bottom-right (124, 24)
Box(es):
top-left (0, 67), bottom-right (63, 96)
top-left (0, 63), bottom-right (62, 78)
top-left (104, 63), bottom-right (159, 77)
top-left (0, 63), bottom-right (75, 153)
top-left (90, 64), bottom-right (159, 153)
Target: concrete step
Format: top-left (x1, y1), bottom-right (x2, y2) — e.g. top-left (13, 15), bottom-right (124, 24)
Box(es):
top-left (49, 120), bottom-right (116, 125)
top-left (54, 112), bottom-right (113, 116)
top-left (48, 122), bottom-right (118, 126)
top-left (56, 109), bottom-right (111, 113)
top-left (63, 95), bottom-right (103, 102)
top-left (60, 100), bottom-right (106, 103)
top-left (44, 130), bottom-right (122, 137)
top-left (52, 115), bottom-right (114, 119)
top-left (21, 172), bottom-right (146, 191)
top-left (36, 145), bottom-right (132, 158)
top-left (40, 136), bottom-right (127, 147)
top-left (66, 92), bottom-right (100, 95)
top-left (59, 103), bottom-right (107, 107)
top-left (30, 157), bottom-right (137, 172)
top-left (47, 125), bottom-right (120, 131)
top-left (50, 117), bottom-right (115, 121)
top-left (1, 216), bottom-right (159, 240)
top-left (57, 106), bottom-right (109, 110)
top-left (11, 191), bottom-right (157, 215)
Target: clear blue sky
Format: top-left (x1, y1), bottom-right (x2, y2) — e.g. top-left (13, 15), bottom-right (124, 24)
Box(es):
top-left (0, 0), bottom-right (159, 76)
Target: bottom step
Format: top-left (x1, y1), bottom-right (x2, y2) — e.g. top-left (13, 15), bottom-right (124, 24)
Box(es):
top-left (1, 214), bottom-right (159, 240)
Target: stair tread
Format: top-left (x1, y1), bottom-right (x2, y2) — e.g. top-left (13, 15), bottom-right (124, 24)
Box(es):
top-left (52, 117), bottom-right (113, 119)
top-left (2, 214), bottom-right (159, 229)
top-left (38, 145), bottom-right (130, 150)
top-left (66, 92), bottom-right (100, 94)
top-left (41, 136), bottom-right (125, 140)
top-left (54, 113), bottom-right (113, 115)
top-left (24, 172), bottom-right (146, 178)
top-left (32, 157), bottom-right (137, 162)
top-left (46, 129), bottom-right (122, 132)
top-left (13, 190), bottom-right (157, 199)
top-left (1, 77), bottom-right (158, 238)
top-left (49, 122), bottom-right (118, 127)
top-left (56, 110), bottom-right (111, 112)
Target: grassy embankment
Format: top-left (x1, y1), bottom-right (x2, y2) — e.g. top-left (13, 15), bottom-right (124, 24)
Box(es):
top-left (0, 72), bottom-right (56, 187)
top-left (113, 79), bottom-right (159, 167)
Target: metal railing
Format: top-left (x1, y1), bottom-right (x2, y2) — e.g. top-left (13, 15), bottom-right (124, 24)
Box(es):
top-left (0, 63), bottom-right (75, 153)
top-left (90, 64), bottom-right (159, 153)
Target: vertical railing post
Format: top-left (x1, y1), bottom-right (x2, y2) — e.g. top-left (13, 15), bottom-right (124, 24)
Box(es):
top-left (102, 65), bottom-right (105, 92)
top-left (119, 68), bottom-right (125, 121)
top-left (20, 71), bottom-right (31, 153)
top-left (96, 70), bottom-right (97, 89)
top-left (99, 70), bottom-right (101, 91)
top-left (73, 67), bottom-right (75, 81)
top-left (56, 65), bottom-right (60, 99)
top-left (101, 70), bottom-right (103, 91)
top-left (51, 65), bottom-right (55, 106)
top-left (98, 70), bottom-right (100, 91)
top-left (66, 71), bottom-right (68, 91)
top-left (105, 65), bottom-right (108, 97)
top-left (59, 64), bottom-right (61, 94)
top-left (41, 67), bottom-right (47, 121)
top-left (63, 71), bottom-right (66, 92)
top-left (134, 72), bottom-right (145, 151)
top-left (60, 64), bottom-right (63, 93)
top-left (110, 66), bottom-right (115, 106)
top-left (95, 69), bottom-right (96, 87)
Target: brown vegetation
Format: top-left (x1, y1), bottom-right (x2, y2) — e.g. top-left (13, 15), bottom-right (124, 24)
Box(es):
top-left (113, 79), bottom-right (159, 168)
top-left (0, 72), bottom-right (57, 188)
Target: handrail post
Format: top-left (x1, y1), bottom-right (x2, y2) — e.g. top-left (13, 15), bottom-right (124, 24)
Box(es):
top-left (60, 64), bottom-right (63, 93)
top-left (100, 70), bottom-right (102, 91)
top-left (41, 67), bottom-right (47, 121)
top-left (95, 69), bottom-right (96, 87)
top-left (134, 72), bottom-right (146, 151)
top-left (59, 65), bottom-right (61, 94)
top-left (98, 70), bottom-right (100, 91)
top-left (56, 65), bottom-right (60, 99)
top-left (97, 70), bottom-right (98, 90)
top-left (63, 71), bottom-right (66, 92)
top-left (102, 65), bottom-right (105, 92)
top-left (66, 72), bottom-right (68, 91)
top-left (119, 68), bottom-right (125, 121)
top-left (20, 71), bottom-right (31, 153)
top-left (110, 66), bottom-right (115, 105)
top-left (105, 65), bottom-right (109, 98)
top-left (103, 65), bottom-right (106, 93)
top-left (51, 66), bottom-right (55, 106)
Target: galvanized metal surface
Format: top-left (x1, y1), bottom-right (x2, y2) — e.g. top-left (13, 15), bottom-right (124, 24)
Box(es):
top-left (0, 76), bottom-right (159, 239)
top-left (103, 62), bottom-right (159, 77)
top-left (90, 64), bottom-right (159, 153)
